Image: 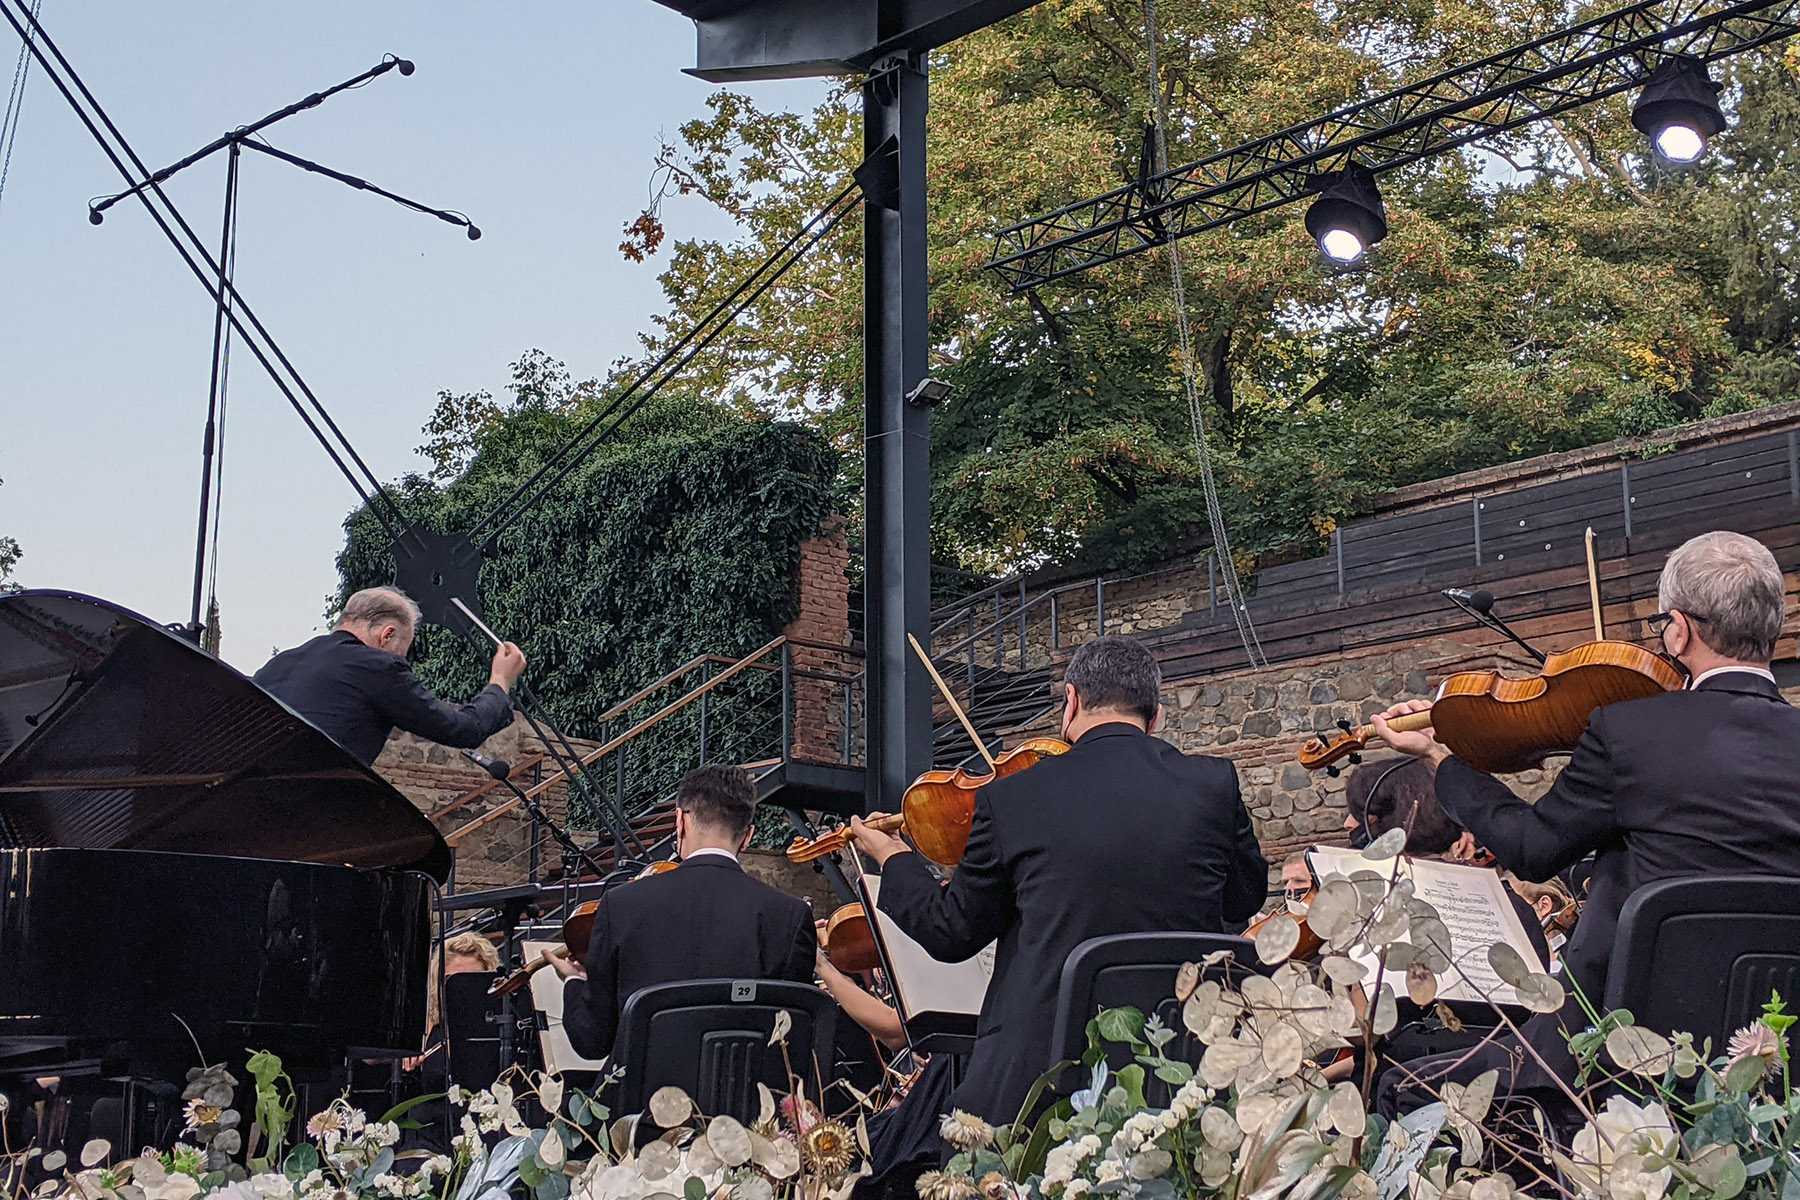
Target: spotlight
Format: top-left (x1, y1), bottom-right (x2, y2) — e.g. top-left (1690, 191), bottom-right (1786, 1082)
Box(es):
top-left (1631, 56), bottom-right (1726, 164)
top-left (905, 377), bottom-right (952, 407)
top-left (1304, 165), bottom-right (1387, 264)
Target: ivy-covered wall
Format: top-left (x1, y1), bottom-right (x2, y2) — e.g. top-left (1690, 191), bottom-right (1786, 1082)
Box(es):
top-left (334, 402), bottom-right (840, 736)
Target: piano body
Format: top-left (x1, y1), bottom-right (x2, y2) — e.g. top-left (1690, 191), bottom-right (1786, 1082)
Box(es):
top-left (0, 590), bottom-right (451, 1083)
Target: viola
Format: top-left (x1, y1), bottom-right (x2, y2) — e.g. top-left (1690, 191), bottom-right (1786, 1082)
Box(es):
top-left (1297, 639), bottom-right (1681, 775)
top-left (489, 859), bottom-right (678, 997)
top-left (816, 902), bottom-right (881, 973)
top-left (786, 735), bottom-right (1071, 866)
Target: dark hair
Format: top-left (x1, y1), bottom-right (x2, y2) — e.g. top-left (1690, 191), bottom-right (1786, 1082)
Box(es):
top-left (674, 764), bottom-right (756, 840)
top-left (1063, 635), bottom-right (1161, 722)
top-left (1343, 757), bottom-right (1460, 856)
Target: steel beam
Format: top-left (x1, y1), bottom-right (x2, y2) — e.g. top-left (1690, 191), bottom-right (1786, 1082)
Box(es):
top-left (988, 0), bottom-right (1800, 290)
top-left (862, 57), bottom-right (935, 812)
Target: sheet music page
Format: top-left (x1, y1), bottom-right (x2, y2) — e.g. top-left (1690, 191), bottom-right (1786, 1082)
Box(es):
top-left (860, 874), bottom-right (994, 1020)
top-left (1306, 847), bottom-right (1545, 1007)
top-left (524, 939), bottom-right (609, 1073)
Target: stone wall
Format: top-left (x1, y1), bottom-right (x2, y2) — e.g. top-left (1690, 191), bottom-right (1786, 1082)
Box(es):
top-left (1152, 639), bottom-right (1564, 874)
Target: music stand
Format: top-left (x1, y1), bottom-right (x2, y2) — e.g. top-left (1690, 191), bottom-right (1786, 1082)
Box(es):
top-left (851, 847), bottom-right (983, 1057)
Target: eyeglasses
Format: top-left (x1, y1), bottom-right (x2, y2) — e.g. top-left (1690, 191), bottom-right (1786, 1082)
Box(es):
top-left (1644, 610), bottom-right (1710, 639)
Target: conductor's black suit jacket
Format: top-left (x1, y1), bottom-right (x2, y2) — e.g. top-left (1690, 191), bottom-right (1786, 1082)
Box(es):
top-left (561, 854), bottom-right (817, 1062)
top-left (1437, 671), bottom-right (1800, 1013)
top-left (254, 630), bottom-right (513, 765)
top-left (877, 722), bottom-right (1269, 1126)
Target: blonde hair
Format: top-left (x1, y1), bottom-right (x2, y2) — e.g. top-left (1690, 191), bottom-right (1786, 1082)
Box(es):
top-left (424, 933), bottom-right (501, 1036)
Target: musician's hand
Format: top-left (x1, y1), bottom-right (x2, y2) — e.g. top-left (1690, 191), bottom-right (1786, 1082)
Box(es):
top-left (850, 814), bottom-right (908, 866)
top-left (489, 642), bottom-right (527, 692)
top-left (547, 950), bottom-right (585, 981)
top-left (1448, 832), bottom-right (1482, 863)
top-left (1369, 700), bottom-right (1451, 765)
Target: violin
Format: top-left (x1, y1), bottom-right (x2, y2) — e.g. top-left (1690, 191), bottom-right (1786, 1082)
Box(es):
top-left (786, 735), bottom-right (1070, 866)
top-left (816, 902), bottom-right (881, 973)
top-left (1299, 638), bottom-right (1680, 775)
top-left (489, 859), bottom-right (678, 997)
top-left (1243, 906), bottom-right (1325, 962)
top-left (787, 632), bottom-right (1069, 866)
top-left (1301, 530), bottom-right (1681, 774)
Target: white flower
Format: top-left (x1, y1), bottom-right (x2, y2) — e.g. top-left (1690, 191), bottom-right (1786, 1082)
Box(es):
top-left (1094, 1160), bottom-right (1124, 1186)
top-left (1558, 1097), bottom-right (1678, 1200)
top-left (1063, 1181), bottom-right (1091, 1200)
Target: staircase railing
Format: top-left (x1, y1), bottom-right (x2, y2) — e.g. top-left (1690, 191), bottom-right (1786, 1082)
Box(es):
top-left (445, 637), bottom-right (861, 886)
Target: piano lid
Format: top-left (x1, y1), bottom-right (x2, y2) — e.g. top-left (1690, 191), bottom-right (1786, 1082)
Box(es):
top-left (0, 590), bottom-right (451, 882)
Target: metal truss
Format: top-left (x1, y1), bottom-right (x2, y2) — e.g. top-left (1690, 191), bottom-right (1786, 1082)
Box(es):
top-left (987, 0), bottom-right (1800, 291)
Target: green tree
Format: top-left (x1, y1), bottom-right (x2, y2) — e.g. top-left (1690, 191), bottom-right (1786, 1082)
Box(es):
top-left (625, 0), bottom-right (1799, 573)
top-left (0, 476), bottom-right (20, 591)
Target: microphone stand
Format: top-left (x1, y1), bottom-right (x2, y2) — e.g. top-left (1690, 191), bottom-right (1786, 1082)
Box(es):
top-left (82, 54), bottom-right (479, 645)
top-left (462, 750), bottom-right (612, 884)
top-left (448, 598), bottom-right (646, 865)
top-left (1443, 591), bottom-right (1548, 665)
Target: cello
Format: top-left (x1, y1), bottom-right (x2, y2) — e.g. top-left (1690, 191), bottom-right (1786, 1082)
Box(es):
top-left (1298, 529), bottom-right (1681, 774)
top-left (488, 859), bottom-right (679, 997)
top-left (785, 633), bottom-right (1069, 866)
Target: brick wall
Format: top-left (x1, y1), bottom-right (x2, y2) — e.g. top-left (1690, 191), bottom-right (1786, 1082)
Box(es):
top-left (783, 517), bottom-right (857, 765)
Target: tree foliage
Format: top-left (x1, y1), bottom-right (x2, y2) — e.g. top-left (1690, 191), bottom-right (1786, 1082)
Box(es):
top-left (337, 356), bottom-right (839, 732)
top-left (626, 1), bottom-right (1800, 573)
top-left (0, 476), bottom-right (20, 592)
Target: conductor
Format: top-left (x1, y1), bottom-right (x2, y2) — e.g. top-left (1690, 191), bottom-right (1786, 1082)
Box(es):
top-left (255, 586), bottom-right (524, 765)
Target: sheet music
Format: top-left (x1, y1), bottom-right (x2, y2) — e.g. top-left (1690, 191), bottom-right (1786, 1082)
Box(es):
top-left (523, 939), bottom-right (609, 1074)
top-left (1306, 847), bottom-right (1545, 1007)
top-left (860, 874), bottom-right (994, 1022)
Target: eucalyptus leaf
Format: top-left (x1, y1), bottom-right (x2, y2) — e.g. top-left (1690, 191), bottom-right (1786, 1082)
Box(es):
top-left (1362, 827), bottom-right (1408, 860)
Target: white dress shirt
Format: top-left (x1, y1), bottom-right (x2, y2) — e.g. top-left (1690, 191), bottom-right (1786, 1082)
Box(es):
top-left (1689, 664), bottom-right (1777, 689)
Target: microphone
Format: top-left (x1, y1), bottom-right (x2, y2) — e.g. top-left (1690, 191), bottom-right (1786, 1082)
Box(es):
top-left (1441, 587), bottom-right (1495, 613)
top-left (460, 749), bottom-right (512, 781)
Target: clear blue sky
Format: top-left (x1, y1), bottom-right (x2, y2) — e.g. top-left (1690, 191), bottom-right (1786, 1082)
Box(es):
top-left (0, 3), bottom-right (828, 671)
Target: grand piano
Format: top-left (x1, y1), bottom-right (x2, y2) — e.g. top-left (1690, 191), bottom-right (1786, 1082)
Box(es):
top-left (0, 590), bottom-right (450, 1085)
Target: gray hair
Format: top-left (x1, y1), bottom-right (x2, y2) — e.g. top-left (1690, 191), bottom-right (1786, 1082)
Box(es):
top-left (1657, 531), bottom-right (1786, 661)
top-left (338, 586), bottom-right (421, 633)
top-left (1064, 634), bottom-right (1161, 722)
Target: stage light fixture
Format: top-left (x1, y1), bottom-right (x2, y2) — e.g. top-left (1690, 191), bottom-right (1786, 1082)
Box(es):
top-left (1631, 56), bottom-right (1726, 164)
top-left (1304, 165), bottom-right (1388, 264)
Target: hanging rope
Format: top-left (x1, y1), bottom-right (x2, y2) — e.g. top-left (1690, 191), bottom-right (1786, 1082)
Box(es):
top-left (202, 159), bottom-right (241, 657)
top-left (1140, 0), bottom-right (1267, 669)
top-left (0, 0), bottom-right (41, 213)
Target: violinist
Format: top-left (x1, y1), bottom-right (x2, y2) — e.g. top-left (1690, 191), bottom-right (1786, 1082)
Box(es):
top-left (550, 765), bottom-right (816, 1061)
top-left (1318, 757), bottom-right (1552, 1084)
top-left (850, 634), bottom-right (1267, 1130)
top-left (1370, 530), bottom-right (1800, 1108)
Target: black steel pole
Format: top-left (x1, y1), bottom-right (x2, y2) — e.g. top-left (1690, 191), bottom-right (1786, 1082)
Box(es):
top-left (861, 56), bottom-right (932, 814)
top-left (187, 142), bottom-right (240, 642)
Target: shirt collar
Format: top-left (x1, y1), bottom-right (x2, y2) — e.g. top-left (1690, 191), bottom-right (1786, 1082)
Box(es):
top-left (682, 846), bottom-right (740, 864)
top-left (1689, 665), bottom-right (1777, 689)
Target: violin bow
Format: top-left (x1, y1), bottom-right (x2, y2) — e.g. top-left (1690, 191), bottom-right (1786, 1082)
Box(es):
top-left (905, 632), bottom-right (999, 771)
top-left (1584, 526), bottom-right (1604, 640)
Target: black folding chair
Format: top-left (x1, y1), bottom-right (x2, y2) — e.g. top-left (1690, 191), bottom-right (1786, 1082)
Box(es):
top-left (1605, 875), bottom-right (1800, 1054)
top-left (1050, 932), bottom-right (1264, 1104)
top-left (611, 979), bottom-right (837, 1124)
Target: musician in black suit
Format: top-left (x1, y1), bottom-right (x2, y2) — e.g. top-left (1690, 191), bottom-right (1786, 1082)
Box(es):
top-left (1370, 530), bottom-right (1800, 1108)
top-left (254, 587), bottom-right (522, 765)
top-left (552, 765), bottom-right (816, 1061)
top-left (851, 634), bottom-right (1269, 1128)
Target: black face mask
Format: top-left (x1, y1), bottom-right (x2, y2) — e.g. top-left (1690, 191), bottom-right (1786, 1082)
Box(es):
top-left (1346, 822), bottom-right (1371, 850)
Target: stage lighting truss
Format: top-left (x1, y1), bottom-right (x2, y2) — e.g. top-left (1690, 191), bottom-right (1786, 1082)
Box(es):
top-left (987, 0), bottom-right (1799, 292)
